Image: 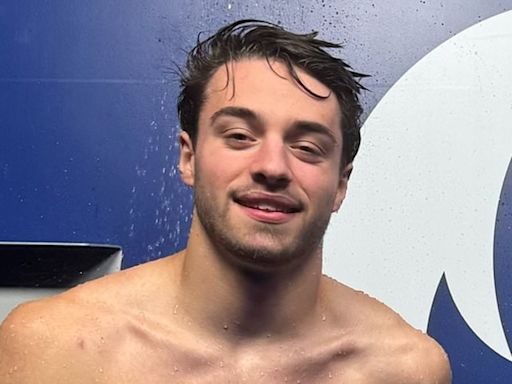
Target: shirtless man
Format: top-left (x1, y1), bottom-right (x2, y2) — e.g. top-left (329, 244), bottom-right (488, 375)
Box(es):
top-left (0, 20), bottom-right (451, 383)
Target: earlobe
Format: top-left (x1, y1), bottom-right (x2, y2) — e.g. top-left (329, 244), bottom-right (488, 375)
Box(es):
top-left (179, 131), bottom-right (195, 187)
top-left (332, 163), bottom-right (353, 212)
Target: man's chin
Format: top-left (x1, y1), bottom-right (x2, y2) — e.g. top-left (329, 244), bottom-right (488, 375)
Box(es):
top-left (221, 240), bottom-right (311, 273)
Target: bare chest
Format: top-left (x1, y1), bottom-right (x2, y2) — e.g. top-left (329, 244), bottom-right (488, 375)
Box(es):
top-left (92, 357), bottom-right (376, 384)
top-left (85, 334), bottom-right (381, 384)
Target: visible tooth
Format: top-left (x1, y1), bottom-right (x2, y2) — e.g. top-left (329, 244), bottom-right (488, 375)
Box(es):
top-left (256, 204), bottom-right (280, 212)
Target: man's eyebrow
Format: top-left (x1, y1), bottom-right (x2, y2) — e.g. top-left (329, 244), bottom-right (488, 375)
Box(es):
top-left (210, 106), bottom-right (259, 125)
top-left (210, 107), bottom-right (339, 143)
top-left (292, 121), bottom-right (339, 144)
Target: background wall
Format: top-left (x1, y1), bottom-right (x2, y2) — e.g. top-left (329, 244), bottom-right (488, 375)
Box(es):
top-left (1, 1), bottom-right (511, 382)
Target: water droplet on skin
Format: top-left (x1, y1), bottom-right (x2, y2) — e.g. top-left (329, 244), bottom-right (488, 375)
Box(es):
top-left (223, 324), bottom-right (229, 330)
top-left (321, 314), bottom-right (326, 321)
top-left (174, 366), bottom-right (179, 372)
top-left (219, 361), bottom-right (224, 368)
top-left (173, 304), bottom-right (179, 315)
top-left (328, 371), bottom-right (333, 379)
top-left (98, 367), bottom-right (104, 373)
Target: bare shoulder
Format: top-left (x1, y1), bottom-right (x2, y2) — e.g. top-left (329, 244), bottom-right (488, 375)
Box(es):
top-left (365, 313), bottom-right (451, 384)
top-left (0, 291), bottom-right (104, 383)
top-left (385, 329), bottom-right (452, 384)
top-left (0, 255), bottom-right (179, 383)
top-left (322, 276), bottom-right (452, 383)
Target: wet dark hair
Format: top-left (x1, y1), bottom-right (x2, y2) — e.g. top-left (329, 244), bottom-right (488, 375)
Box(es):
top-left (177, 19), bottom-right (368, 166)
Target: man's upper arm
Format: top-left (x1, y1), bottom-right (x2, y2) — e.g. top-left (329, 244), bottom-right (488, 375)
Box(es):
top-left (1, 304), bottom-right (52, 383)
top-left (428, 342), bottom-right (452, 384)
top-left (375, 325), bottom-right (452, 384)
top-left (0, 301), bottom-right (84, 384)
top-left (407, 334), bottom-right (452, 384)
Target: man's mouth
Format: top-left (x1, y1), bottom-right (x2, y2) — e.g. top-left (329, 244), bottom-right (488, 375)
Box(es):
top-left (233, 192), bottom-right (302, 223)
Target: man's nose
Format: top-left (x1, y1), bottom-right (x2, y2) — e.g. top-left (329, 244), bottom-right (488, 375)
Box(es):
top-left (250, 140), bottom-right (291, 190)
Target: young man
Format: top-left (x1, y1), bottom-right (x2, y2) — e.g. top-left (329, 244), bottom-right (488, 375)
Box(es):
top-left (0, 20), bottom-right (451, 383)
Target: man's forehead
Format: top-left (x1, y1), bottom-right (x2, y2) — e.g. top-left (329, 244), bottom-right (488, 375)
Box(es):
top-left (202, 58), bottom-right (342, 133)
top-left (205, 58), bottom-right (334, 100)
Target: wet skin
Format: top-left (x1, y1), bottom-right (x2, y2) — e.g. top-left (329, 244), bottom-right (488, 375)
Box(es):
top-left (0, 257), bottom-right (450, 383)
top-left (0, 59), bottom-right (451, 383)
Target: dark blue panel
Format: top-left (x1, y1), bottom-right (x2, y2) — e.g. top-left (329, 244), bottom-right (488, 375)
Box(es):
top-left (0, 1), bottom-right (187, 79)
top-left (428, 275), bottom-right (512, 383)
top-left (428, 159), bottom-right (512, 382)
top-left (495, 159), bottom-right (512, 352)
top-left (0, 78), bottom-right (193, 266)
top-left (0, 1), bottom-right (193, 267)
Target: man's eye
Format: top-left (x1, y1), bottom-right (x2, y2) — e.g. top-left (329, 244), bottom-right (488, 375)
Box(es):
top-left (297, 145), bottom-right (318, 154)
top-left (292, 142), bottom-right (323, 155)
top-left (223, 130), bottom-right (256, 148)
top-left (228, 133), bottom-right (252, 141)
top-left (291, 141), bottom-right (326, 163)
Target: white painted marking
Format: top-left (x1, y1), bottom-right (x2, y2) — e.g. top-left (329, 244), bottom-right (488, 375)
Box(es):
top-left (324, 10), bottom-right (512, 360)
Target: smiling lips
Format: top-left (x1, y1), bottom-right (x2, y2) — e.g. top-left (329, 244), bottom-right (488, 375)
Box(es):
top-left (234, 192), bottom-right (302, 224)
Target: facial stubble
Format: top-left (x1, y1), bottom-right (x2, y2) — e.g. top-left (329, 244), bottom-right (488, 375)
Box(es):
top-left (193, 174), bottom-right (334, 271)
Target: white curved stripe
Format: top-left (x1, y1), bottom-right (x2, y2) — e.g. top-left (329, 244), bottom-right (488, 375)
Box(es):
top-left (324, 10), bottom-right (512, 360)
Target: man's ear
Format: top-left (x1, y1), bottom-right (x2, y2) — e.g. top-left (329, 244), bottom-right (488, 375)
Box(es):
top-left (332, 163), bottom-right (353, 212)
top-left (179, 131), bottom-right (195, 187)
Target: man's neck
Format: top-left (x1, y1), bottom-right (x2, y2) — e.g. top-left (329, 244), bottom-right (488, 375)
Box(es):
top-left (172, 220), bottom-right (325, 345)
